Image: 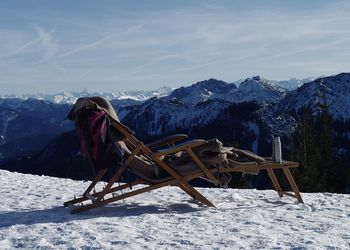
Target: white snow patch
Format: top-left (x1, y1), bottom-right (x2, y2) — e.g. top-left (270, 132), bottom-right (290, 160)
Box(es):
top-left (0, 170), bottom-right (349, 249)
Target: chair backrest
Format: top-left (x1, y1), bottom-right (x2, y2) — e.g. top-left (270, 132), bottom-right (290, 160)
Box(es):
top-left (68, 97), bottom-right (128, 171)
top-left (72, 106), bottom-right (125, 171)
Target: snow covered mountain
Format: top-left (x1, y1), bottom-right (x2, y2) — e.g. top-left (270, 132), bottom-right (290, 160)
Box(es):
top-left (121, 97), bottom-right (233, 136)
top-left (0, 169), bottom-right (349, 249)
top-left (0, 99), bottom-right (72, 160)
top-left (0, 76), bottom-right (312, 105)
top-left (121, 98), bottom-right (261, 140)
top-left (275, 77), bottom-right (315, 90)
top-left (166, 77), bottom-right (286, 104)
top-left (166, 78), bottom-right (235, 104)
top-left (0, 86), bottom-right (173, 104)
top-left (117, 76), bottom-right (287, 141)
top-left (234, 76), bottom-right (287, 103)
top-left (280, 73), bottom-right (350, 120)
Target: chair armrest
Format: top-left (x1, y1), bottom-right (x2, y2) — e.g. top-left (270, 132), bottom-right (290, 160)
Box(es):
top-left (146, 134), bottom-right (188, 150)
top-left (151, 139), bottom-right (207, 156)
top-left (232, 148), bottom-right (266, 163)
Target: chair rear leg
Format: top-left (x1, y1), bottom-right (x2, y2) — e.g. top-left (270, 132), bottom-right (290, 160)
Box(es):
top-left (266, 168), bottom-right (283, 198)
top-left (152, 156), bottom-right (215, 207)
top-left (83, 169), bottom-right (108, 195)
top-left (95, 165), bottom-right (126, 202)
top-left (178, 183), bottom-right (215, 207)
top-left (283, 168), bottom-right (304, 203)
top-left (64, 169), bottom-right (108, 207)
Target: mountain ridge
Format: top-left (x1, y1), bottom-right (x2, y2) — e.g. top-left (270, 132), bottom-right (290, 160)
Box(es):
top-left (0, 76), bottom-right (316, 104)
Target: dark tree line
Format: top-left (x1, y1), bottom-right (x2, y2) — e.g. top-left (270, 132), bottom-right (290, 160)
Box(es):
top-left (291, 99), bottom-right (350, 193)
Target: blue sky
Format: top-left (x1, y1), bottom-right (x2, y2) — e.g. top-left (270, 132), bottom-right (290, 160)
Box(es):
top-left (0, 0), bottom-right (349, 94)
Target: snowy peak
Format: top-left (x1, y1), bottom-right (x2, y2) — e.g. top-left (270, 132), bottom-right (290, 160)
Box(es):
top-left (166, 76), bottom-right (285, 104)
top-left (280, 73), bottom-right (350, 119)
top-left (0, 87), bottom-right (174, 104)
top-left (276, 77), bottom-right (315, 90)
top-left (115, 86), bottom-right (173, 101)
top-left (191, 78), bottom-right (235, 92)
top-left (239, 76), bottom-right (286, 93)
top-left (167, 78), bottom-right (235, 104)
top-left (1, 76), bottom-right (315, 106)
top-left (229, 76), bottom-right (286, 104)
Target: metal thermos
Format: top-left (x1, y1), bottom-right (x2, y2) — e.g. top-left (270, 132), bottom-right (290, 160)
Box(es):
top-left (272, 136), bottom-right (282, 164)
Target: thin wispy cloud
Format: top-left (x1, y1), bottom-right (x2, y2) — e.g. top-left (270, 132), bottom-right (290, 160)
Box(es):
top-left (57, 35), bottom-right (113, 58)
top-left (0, 0), bottom-right (349, 94)
top-left (32, 24), bottom-right (58, 61)
top-left (0, 37), bottom-right (39, 58)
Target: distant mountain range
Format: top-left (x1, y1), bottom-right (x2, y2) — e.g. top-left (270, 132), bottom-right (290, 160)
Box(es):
top-left (1, 73), bottom-right (349, 145)
top-left (165, 76), bottom-right (286, 105)
top-left (0, 77), bottom-right (314, 105)
top-left (0, 86), bottom-right (173, 104)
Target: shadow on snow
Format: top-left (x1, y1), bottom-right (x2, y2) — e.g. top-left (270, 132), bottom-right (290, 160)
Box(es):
top-left (0, 202), bottom-right (201, 227)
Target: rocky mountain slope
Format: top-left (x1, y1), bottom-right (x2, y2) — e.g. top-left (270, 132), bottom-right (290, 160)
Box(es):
top-left (166, 76), bottom-right (286, 105)
top-left (280, 73), bottom-right (350, 120)
top-left (0, 99), bottom-right (72, 160)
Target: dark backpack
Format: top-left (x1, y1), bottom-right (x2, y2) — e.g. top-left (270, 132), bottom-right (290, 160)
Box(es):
top-left (75, 108), bottom-right (124, 171)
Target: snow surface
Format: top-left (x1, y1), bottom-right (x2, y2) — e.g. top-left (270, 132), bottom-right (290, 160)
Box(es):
top-left (0, 170), bottom-right (349, 249)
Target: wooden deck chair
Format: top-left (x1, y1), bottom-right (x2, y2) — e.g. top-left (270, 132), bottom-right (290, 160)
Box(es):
top-left (64, 97), bottom-right (303, 214)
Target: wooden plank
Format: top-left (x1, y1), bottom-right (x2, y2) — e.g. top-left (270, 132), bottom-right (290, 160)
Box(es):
top-left (178, 183), bottom-right (215, 207)
top-left (257, 162), bottom-right (299, 169)
top-left (124, 142), bottom-right (144, 166)
top-left (151, 156), bottom-right (215, 207)
top-left (146, 134), bottom-right (188, 150)
top-left (112, 122), bottom-right (152, 155)
top-left (177, 184), bottom-right (195, 199)
top-left (186, 148), bottom-right (219, 185)
top-left (83, 169), bottom-right (108, 196)
top-left (95, 165), bottom-right (126, 202)
top-left (231, 148), bottom-right (266, 162)
top-left (71, 178), bottom-right (179, 214)
top-left (283, 168), bottom-right (304, 203)
top-left (94, 141), bottom-right (143, 203)
top-left (151, 140), bottom-right (207, 157)
top-left (222, 162), bottom-right (258, 173)
top-left (64, 169), bottom-right (108, 207)
top-left (64, 179), bottom-right (144, 207)
top-left (267, 169), bottom-right (284, 198)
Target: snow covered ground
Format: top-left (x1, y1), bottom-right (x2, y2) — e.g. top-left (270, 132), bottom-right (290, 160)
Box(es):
top-left (0, 170), bottom-right (349, 249)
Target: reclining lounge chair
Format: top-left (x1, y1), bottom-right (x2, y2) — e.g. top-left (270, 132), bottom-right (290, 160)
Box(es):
top-left (64, 97), bottom-right (303, 214)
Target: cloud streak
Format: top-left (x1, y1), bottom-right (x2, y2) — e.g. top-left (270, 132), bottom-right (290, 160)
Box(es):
top-left (32, 24), bottom-right (58, 61)
top-left (0, 38), bottom-right (39, 58)
top-left (57, 35), bottom-right (113, 58)
top-left (1, 1), bottom-right (350, 93)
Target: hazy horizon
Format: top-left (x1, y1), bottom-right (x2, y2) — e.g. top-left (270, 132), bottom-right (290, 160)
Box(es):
top-left (1, 0), bottom-right (350, 94)
top-left (0, 74), bottom-right (327, 96)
